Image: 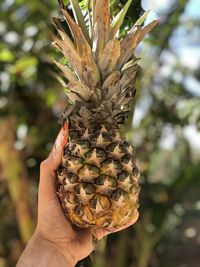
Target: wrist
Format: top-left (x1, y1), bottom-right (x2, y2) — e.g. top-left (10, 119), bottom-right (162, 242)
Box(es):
top-left (32, 231), bottom-right (77, 267)
top-left (17, 231), bottom-right (76, 267)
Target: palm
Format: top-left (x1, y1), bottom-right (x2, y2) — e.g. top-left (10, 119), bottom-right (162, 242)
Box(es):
top-left (38, 185), bottom-right (94, 261)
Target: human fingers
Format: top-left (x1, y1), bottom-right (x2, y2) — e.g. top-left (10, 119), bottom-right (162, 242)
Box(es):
top-left (39, 123), bottom-right (68, 201)
top-left (93, 211), bottom-right (139, 240)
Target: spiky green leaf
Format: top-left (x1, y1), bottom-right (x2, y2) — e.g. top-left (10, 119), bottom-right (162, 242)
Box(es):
top-left (135, 10), bottom-right (150, 26)
top-left (109, 0), bottom-right (132, 40)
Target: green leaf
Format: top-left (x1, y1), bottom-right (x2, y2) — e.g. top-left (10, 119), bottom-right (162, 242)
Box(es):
top-left (0, 48), bottom-right (14, 62)
top-left (109, 0), bottom-right (132, 40)
top-left (11, 56), bottom-right (38, 74)
top-left (69, 0), bottom-right (91, 45)
top-left (135, 10), bottom-right (150, 26)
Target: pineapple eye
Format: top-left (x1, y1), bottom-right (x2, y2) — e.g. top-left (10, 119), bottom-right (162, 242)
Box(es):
top-left (121, 154), bottom-right (132, 164)
top-left (75, 184), bottom-right (81, 194)
top-left (57, 166), bottom-right (65, 176)
top-left (87, 164), bottom-right (99, 173)
top-left (102, 158), bottom-right (112, 165)
top-left (75, 205), bottom-right (84, 216)
top-left (66, 192), bottom-right (77, 204)
top-left (95, 175), bottom-right (106, 186)
top-left (82, 183), bottom-right (95, 194)
top-left (67, 173), bottom-right (78, 183)
top-left (70, 156), bottom-right (83, 165)
top-left (118, 171), bottom-right (129, 182)
top-left (85, 149), bottom-right (93, 158)
top-left (102, 132), bottom-right (112, 142)
top-left (64, 147), bottom-right (71, 157)
top-left (107, 142), bottom-right (118, 152)
top-left (132, 167), bottom-right (139, 178)
top-left (90, 197), bottom-right (97, 209)
top-left (108, 177), bottom-right (118, 187)
top-left (113, 160), bottom-right (121, 170)
top-left (123, 140), bottom-right (129, 148)
top-left (119, 144), bottom-right (127, 153)
top-left (111, 188), bottom-right (126, 201)
top-left (78, 139), bottom-right (91, 148)
top-left (96, 148), bottom-right (106, 158)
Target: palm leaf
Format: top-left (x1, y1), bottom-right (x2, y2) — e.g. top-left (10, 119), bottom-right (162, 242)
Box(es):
top-left (136, 19), bottom-right (158, 46)
top-left (61, 9), bottom-right (91, 56)
top-left (53, 60), bottom-right (78, 82)
top-left (92, 0), bottom-right (110, 59)
top-left (67, 92), bottom-right (83, 104)
top-left (135, 10), bottom-right (150, 26)
top-left (68, 81), bottom-right (92, 101)
top-left (98, 39), bottom-right (121, 78)
top-left (69, 0), bottom-right (91, 45)
top-left (61, 9), bottom-right (100, 86)
top-left (109, 0), bottom-right (132, 40)
top-left (119, 65), bottom-right (138, 90)
top-left (102, 71), bottom-right (120, 91)
top-left (52, 17), bottom-right (83, 80)
top-left (117, 27), bottom-right (141, 69)
top-left (117, 20), bottom-right (158, 69)
top-left (102, 71), bottom-right (120, 99)
top-left (87, 0), bottom-right (93, 39)
top-left (52, 71), bottom-right (68, 88)
top-left (122, 58), bottom-right (140, 71)
top-left (92, 0), bottom-right (97, 28)
top-left (52, 34), bottom-right (81, 77)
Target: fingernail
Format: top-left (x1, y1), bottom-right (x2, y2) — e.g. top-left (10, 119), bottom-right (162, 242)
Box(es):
top-left (53, 135), bottom-right (61, 152)
top-left (62, 122), bottom-right (68, 147)
top-left (52, 124), bottom-right (68, 154)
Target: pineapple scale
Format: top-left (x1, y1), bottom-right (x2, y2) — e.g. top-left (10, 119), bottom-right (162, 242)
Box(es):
top-left (57, 126), bottom-right (140, 230)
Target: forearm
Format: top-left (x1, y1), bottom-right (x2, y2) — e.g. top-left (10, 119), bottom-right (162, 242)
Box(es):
top-left (16, 232), bottom-right (75, 267)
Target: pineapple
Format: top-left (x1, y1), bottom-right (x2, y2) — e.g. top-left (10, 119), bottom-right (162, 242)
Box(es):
top-left (52, 0), bottom-right (157, 230)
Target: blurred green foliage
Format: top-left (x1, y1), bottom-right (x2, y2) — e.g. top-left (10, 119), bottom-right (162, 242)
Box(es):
top-left (0, 0), bottom-right (200, 267)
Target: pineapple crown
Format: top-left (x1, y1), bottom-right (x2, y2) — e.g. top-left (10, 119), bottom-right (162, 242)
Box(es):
top-left (52, 0), bottom-right (158, 131)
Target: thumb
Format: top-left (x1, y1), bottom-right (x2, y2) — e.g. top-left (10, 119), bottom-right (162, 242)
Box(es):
top-left (39, 123), bottom-right (68, 200)
top-left (46, 123), bottom-right (68, 171)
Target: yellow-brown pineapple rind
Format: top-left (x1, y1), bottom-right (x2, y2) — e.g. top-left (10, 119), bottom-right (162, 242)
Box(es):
top-left (57, 126), bottom-right (140, 230)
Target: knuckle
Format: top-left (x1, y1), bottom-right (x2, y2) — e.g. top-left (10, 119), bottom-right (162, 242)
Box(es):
top-left (40, 159), bottom-right (49, 170)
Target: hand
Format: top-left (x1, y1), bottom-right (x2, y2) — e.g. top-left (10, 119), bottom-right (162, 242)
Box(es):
top-left (17, 124), bottom-right (139, 267)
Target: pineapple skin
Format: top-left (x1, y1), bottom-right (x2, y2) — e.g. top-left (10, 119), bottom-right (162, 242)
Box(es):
top-left (57, 126), bottom-right (140, 230)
